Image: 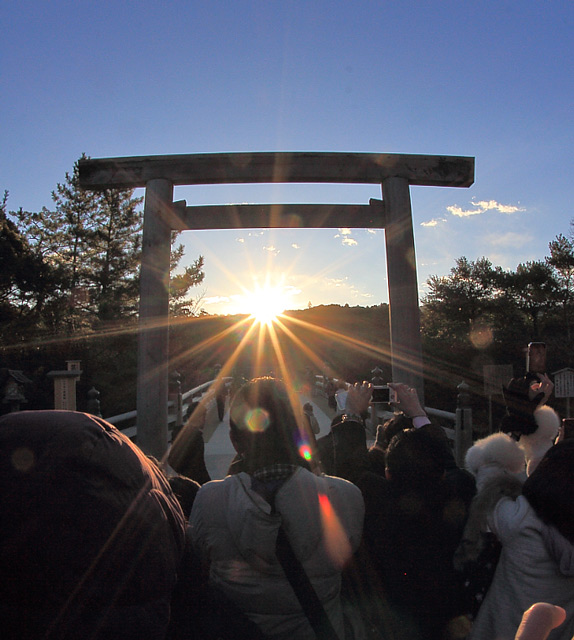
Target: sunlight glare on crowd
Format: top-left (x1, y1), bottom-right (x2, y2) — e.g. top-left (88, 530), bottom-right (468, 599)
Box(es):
top-left (318, 493), bottom-right (352, 568)
top-left (298, 442), bottom-right (313, 462)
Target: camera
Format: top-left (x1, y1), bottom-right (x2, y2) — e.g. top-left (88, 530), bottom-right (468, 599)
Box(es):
top-left (527, 342), bottom-right (546, 374)
top-left (371, 385), bottom-right (396, 404)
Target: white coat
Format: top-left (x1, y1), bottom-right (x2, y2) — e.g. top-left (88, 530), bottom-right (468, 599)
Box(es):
top-left (190, 467), bottom-right (364, 639)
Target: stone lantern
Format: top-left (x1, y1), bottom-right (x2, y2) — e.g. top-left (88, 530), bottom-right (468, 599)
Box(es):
top-left (1, 369), bottom-right (32, 413)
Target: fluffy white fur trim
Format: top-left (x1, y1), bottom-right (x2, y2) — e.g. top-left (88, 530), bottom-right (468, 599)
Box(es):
top-left (520, 405), bottom-right (561, 450)
top-left (520, 405), bottom-right (561, 475)
top-left (465, 432), bottom-right (525, 477)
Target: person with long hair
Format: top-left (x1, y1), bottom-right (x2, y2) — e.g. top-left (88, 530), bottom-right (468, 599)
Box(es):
top-left (189, 377), bottom-right (364, 639)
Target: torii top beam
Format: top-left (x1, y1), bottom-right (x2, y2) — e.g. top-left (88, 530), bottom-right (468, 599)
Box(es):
top-left (79, 152), bottom-right (474, 190)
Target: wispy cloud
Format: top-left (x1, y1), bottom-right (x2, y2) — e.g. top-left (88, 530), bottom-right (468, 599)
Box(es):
top-left (448, 199), bottom-right (525, 218)
top-left (291, 243), bottom-right (300, 249)
top-left (421, 218), bottom-right (447, 227)
top-left (326, 277), bottom-right (348, 288)
top-left (263, 245), bottom-right (279, 255)
top-left (236, 237), bottom-right (245, 243)
top-left (285, 284), bottom-right (302, 296)
top-left (335, 227), bottom-right (358, 246)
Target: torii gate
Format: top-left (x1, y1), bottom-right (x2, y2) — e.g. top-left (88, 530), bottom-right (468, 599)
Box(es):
top-left (79, 152), bottom-right (474, 457)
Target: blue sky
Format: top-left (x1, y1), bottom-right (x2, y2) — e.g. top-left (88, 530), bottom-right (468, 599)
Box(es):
top-left (2, 1), bottom-right (572, 315)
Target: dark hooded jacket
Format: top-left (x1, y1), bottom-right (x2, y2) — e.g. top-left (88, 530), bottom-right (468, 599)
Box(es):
top-left (0, 410), bottom-right (185, 640)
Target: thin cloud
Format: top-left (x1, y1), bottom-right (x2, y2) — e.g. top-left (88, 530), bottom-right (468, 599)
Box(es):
top-left (326, 277), bottom-right (348, 288)
top-left (263, 245), bottom-right (279, 255)
top-left (421, 218), bottom-right (447, 227)
top-left (448, 199), bottom-right (525, 218)
top-left (236, 237), bottom-right (245, 243)
top-left (291, 243), bottom-right (300, 249)
top-left (334, 227), bottom-right (358, 246)
top-left (285, 284), bottom-right (302, 296)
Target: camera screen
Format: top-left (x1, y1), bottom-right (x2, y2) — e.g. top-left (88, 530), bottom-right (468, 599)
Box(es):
top-left (372, 386), bottom-right (390, 403)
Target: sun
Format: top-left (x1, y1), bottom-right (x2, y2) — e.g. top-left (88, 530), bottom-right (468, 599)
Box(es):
top-left (244, 283), bottom-right (290, 326)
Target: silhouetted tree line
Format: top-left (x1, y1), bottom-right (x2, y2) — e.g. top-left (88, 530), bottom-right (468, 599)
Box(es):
top-left (421, 223), bottom-right (574, 426)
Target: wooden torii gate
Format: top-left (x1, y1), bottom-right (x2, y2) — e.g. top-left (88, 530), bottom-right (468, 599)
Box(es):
top-left (79, 152), bottom-right (474, 457)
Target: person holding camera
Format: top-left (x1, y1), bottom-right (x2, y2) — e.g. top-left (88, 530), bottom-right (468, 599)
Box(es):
top-left (326, 382), bottom-right (476, 640)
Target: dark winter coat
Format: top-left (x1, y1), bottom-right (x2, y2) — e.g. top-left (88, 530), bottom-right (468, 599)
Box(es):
top-left (0, 410), bottom-right (186, 640)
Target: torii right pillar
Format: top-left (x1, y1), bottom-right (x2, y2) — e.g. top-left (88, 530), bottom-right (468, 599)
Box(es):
top-left (383, 176), bottom-right (425, 403)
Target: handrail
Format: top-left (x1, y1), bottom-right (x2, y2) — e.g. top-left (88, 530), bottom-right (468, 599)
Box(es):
top-left (106, 378), bottom-right (232, 435)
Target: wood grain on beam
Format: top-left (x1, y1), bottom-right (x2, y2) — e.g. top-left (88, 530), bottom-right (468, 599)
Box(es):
top-left (170, 202), bottom-right (386, 230)
top-left (79, 152), bottom-right (474, 190)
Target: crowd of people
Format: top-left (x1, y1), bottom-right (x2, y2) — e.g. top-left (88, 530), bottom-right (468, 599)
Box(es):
top-left (0, 368), bottom-right (573, 640)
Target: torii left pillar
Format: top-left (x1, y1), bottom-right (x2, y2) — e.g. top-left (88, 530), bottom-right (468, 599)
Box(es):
top-left (137, 179), bottom-right (173, 458)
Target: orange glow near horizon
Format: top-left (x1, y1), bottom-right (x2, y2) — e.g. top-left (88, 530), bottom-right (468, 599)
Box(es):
top-left (318, 493), bottom-right (352, 568)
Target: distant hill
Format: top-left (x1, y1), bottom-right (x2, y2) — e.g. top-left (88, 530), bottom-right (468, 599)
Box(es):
top-left (4, 304), bottom-right (393, 417)
top-left (169, 303), bottom-right (392, 389)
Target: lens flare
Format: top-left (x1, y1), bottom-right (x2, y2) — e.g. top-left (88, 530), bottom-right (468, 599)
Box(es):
top-left (469, 321), bottom-right (494, 349)
top-left (298, 443), bottom-right (313, 461)
top-left (318, 493), bottom-right (352, 568)
top-left (12, 447), bottom-right (35, 473)
top-left (245, 407), bottom-right (270, 433)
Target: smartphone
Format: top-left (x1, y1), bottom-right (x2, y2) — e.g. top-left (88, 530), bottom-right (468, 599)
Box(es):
top-left (371, 385), bottom-right (397, 404)
top-left (527, 342), bottom-right (546, 374)
top-left (562, 418), bottom-right (574, 440)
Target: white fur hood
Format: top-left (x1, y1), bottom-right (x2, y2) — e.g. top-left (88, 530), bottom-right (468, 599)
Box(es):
top-left (465, 432), bottom-right (525, 491)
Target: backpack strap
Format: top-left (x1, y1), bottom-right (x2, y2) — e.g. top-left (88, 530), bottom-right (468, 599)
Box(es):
top-left (265, 483), bottom-right (341, 640)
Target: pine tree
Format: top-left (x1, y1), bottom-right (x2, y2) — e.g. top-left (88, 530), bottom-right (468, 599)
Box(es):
top-left (90, 187), bottom-right (143, 323)
top-left (547, 232), bottom-right (574, 342)
top-left (16, 155), bottom-right (144, 332)
top-left (169, 232), bottom-right (205, 317)
top-left (0, 192), bottom-right (58, 342)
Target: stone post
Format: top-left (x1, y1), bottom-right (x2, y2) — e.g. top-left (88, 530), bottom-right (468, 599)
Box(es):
top-left (455, 381), bottom-right (473, 467)
top-left (382, 176), bottom-right (424, 403)
top-left (137, 179), bottom-right (174, 457)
